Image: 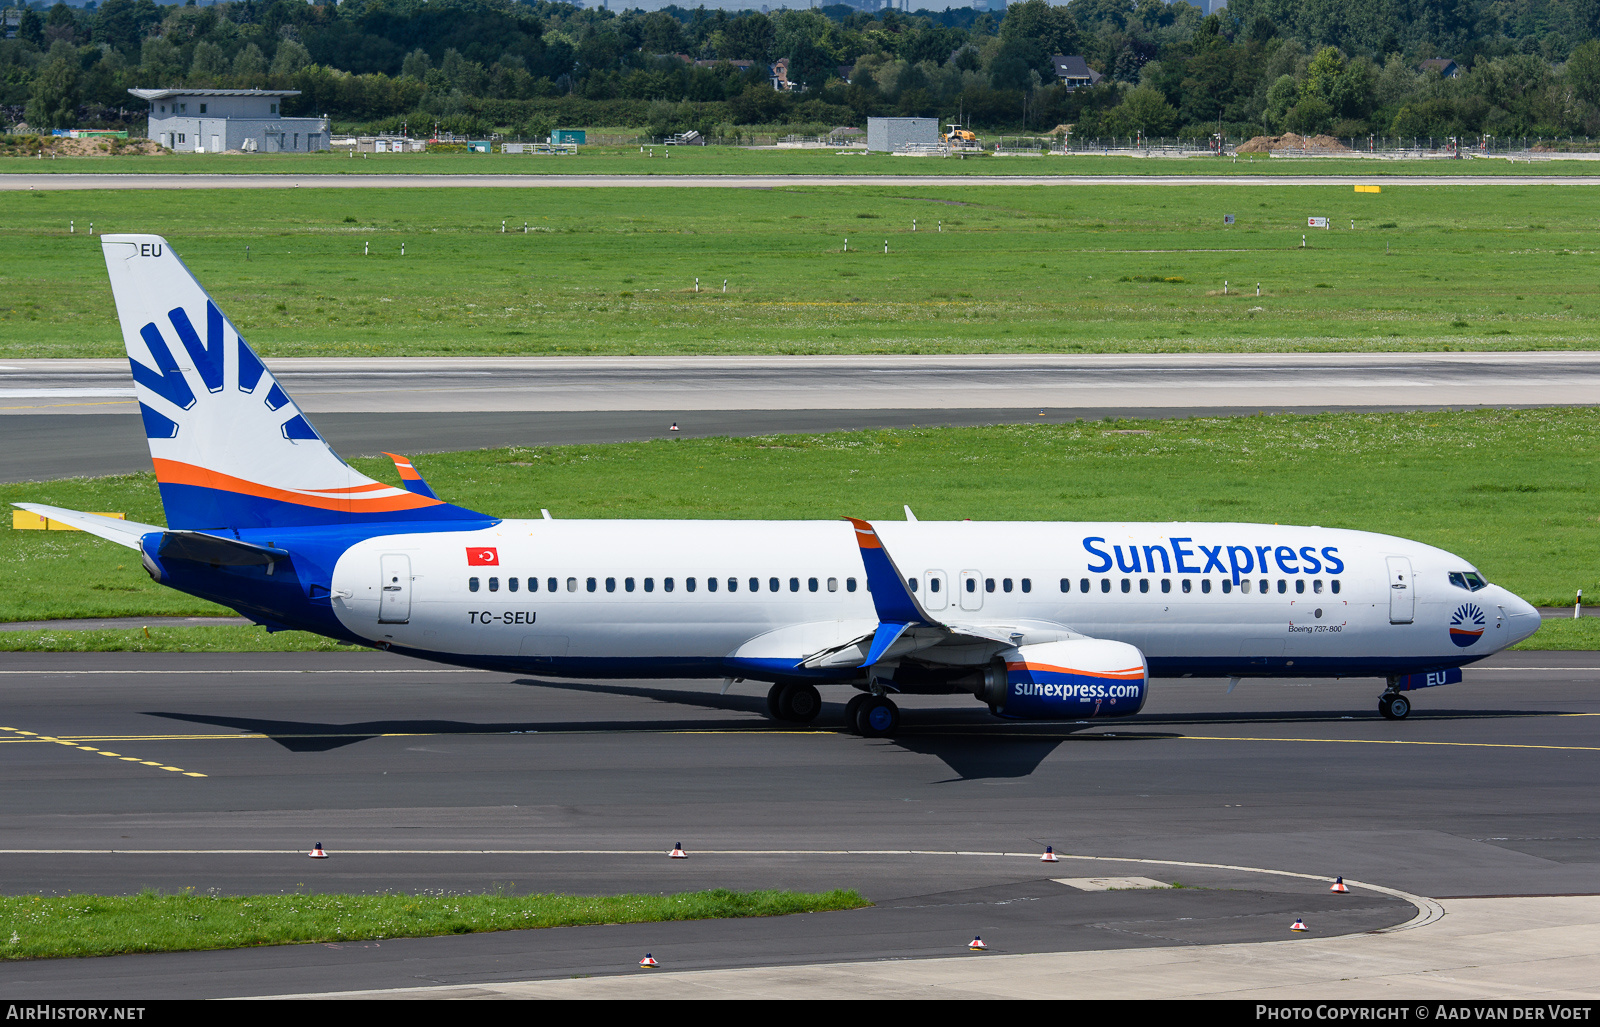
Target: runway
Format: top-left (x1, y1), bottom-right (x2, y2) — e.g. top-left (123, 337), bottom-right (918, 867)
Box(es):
top-left (0, 649), bottom-right (1596, 997)
top-left (5, 173), bottom-right (1600, 191)
top-left (5, 352), bottom-right (1596, 481)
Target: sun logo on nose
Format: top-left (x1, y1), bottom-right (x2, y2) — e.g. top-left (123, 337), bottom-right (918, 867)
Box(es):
top-left (1449, 603), bottom-right (1486, 648)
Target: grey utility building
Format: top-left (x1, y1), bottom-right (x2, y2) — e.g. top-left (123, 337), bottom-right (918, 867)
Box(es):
top-left (866, 117), bottom-right (940, 152)
top-left (130, 88), bottom-right (329, 153)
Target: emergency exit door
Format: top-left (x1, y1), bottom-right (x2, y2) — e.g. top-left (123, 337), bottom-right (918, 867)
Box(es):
top-left (379, 554), bottom-right (411, 623)
top-left (1386, 556), bottom-right (1414, 624)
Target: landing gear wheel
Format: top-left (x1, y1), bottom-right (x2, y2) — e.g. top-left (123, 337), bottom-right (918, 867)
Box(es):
top-left (766, 683), bottom-right (786, 720)
top-left (780, 683), bottom-right (821, 723)
top-left (843, 694), bottom-right (867, 734)
top-left (856, 696), bottom-right (900, 738)
top-left (1379, 693), bottom-right (1411, 720)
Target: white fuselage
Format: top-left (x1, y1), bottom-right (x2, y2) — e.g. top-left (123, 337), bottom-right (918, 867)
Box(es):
top-left (329, 519), bottom-right (1541, 684)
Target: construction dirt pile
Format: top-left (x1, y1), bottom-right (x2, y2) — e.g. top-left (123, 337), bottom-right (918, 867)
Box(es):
top-left (4, 135), bottom-right (167, 157)
top-left (1236, 133), bottom-right (1351, 153)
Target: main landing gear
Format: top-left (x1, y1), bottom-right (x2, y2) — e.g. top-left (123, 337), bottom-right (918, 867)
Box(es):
top-left (766, 682), bottom-right (821, 724)
top-left (1378, 690), bottom-right (1411, 720)
top-left (842, 692), bottom-right (899, 737)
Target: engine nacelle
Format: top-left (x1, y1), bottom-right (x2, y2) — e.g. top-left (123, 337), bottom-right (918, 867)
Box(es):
top-left (978, 638), bottom-right (1148, 720)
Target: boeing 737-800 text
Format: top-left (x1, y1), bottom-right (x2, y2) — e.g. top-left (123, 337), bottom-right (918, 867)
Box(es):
top-left (15, 236), bottom-right (1542, 736)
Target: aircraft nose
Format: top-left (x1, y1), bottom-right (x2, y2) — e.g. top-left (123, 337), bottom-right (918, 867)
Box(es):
top-left (1500, 590), bottom-right (1541, 646)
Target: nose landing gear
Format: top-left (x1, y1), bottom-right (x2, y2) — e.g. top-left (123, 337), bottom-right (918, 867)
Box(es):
top-left (1378, 691), bottom-right (1411, 720)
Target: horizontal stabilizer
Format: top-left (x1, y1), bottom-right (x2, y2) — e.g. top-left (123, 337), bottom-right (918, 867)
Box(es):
top-left (158, 531), bottom-right (290, 567)
top-left (11, 504), bottom-right (159, 551)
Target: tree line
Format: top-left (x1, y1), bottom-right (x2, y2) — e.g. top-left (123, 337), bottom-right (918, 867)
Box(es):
top-left (7, 0), bottom-right (1600, 141)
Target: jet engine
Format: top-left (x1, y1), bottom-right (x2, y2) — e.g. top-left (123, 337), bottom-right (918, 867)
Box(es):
top-left (977, 638), bottom-right (1148, 720)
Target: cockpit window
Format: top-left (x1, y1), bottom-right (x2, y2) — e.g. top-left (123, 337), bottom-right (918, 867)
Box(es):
top-left (1449, 571), bottom-right (1489, 591)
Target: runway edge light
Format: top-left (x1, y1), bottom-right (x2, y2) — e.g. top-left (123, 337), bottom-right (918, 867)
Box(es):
top-left (670, 842), bottom-right (688, 859)
top-left (969, 936), bottom-right (987, 950)
top-left (1040, 846), bottom-right (1059, 863)
top-left (1331, 876), bottom-right (1349, 893)
top-left (308, 843), bottom-right (329, 859)
top-left (1290, 918), bottom-right (1308, 932)
top-left (639, 954), bottom-right (659, 968)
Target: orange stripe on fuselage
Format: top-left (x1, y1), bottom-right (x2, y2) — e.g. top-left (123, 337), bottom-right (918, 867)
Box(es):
top-left (152, 459), bottom-right (442, 513)
top-left (1005, 661), bottom-right (1145, 680)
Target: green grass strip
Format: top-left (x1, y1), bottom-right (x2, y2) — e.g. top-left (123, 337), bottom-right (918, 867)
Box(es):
top-left (1509, 617), bottom-right (1600, 650)
top-left (0, 888), bottom-right (869, 960)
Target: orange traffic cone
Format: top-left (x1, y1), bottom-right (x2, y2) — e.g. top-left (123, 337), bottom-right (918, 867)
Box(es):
top-left (1290, 918), bottom-right (1308, 932)
top-left (639, 954), bottom-right (659, 968)
top-left (969, 936), bottom-right (987, 950)
top-left (669, 843), bottom-right (688, 859)
top-left (1040, 846), bottom-right (1059, 863)
top-left (1330, 877), bottom-right (1349, 893)
top-left (308, 843), bottom-right (328, 859)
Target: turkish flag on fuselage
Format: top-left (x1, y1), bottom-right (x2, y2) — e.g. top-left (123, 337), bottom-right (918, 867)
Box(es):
top-left (466, 547), bottom-right (499, 566)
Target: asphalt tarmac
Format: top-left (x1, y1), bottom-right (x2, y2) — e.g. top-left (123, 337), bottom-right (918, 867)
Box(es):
top-left (0, 649), bottom-right (1594, 997)
top-left (5, 352), bottom-right (1596, 481)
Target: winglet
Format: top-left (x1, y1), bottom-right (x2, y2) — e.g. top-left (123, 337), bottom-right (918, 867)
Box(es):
top-left (845, 517), bottom-right (928, 626)
top-left (383, 452), bottom-right (440, 500)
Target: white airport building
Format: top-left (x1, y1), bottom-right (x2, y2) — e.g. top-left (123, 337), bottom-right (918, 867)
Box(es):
top-left (130, 88), bottom-right (329, 153)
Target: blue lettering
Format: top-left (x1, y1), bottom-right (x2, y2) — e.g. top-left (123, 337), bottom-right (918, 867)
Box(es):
top-left (1083, 537), bottom-right (1112, 573)
top-left (1321, 547), bottom-right (1345, 574)
top-left (1299, 546), bottom-right (1323, 574)
top-left (1274, 545), bottom-right (1299, 573)
top-left (1255, 546), bottom-right (1273, 573)
top-left (1226, 545), bottom-right (1254, 585)
top-left (1170, 537), bottom-right (1201, 574)
top-left (1200, 545), bottom-right (1226, 574)
top-left (1114, 545), bottom-right (1141, 573)
top-left (1142, 545), bottom-right (1171, 573)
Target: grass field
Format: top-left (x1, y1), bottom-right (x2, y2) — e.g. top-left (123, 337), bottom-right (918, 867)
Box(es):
top-left (4, 182), bottom-right (1600, 358)
top-left (0, 887), bottom-right (868, 960)
top-left (6, 146), bottom-right (1600, 178)
top-left (5, 409), bottom-right (1596, 633)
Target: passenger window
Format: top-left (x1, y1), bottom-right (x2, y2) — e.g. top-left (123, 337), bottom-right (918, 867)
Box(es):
top-left (489, 577), bottom-right (499, 592)
top-left (1002, 578), bottom-right (1012, 593)
top-left (789, 577), bottom-right (800, 592)
top-left (1296, 580), bottom-right (1305, 594)
top-left (966, 578), bottom-right (976, 593)
top-left (625, 577), bottom-right (635, 592)
top-left (909, 577), bottom-right (919, 591)
top-left (509, 577), bottom-right (518, 593)
top-left (847, 577), bottom-right (857, 592)
top-left (469, 577), bottom-right (479, 592)
top-left (809, 577), bottom-right (818, 592)
top-left (529, 577), bottom-right (539, 592)
top-left (606, 577), bottom-right (616, 593)
top-left (1278, 580), bottom-right (1287, 594)
top-left (1313, 579), bottom-right (1323, 594)
top-left (727, 577), bottom-right (737, 592)
top-left (1021, 578), bottom-right (1031, 593)
top-left (645, 577), bottom-right (655, 592)
top-left (931, 579), bottom-right (941, 593)
top-left (1331, 580), bottom-right (1341, 594)
top-left (686, 577), bottom-right (696, 592)
top-left (1240, 579), bottom-right (1250, 594)
top-left (565, 577), bottom-right (576, 592)
top-left (665, 577), bottom-right (675, 592)
top-left (706, 577), bottom-right (717, 592)
top-left (1201, 579), bottom-right (1212, 594)
top-left (1161, 578), bottom-right (1170, 593)
top-left (1182, 579), bottom-right (1191, 593)
top-left (1060, 578), bottom-right (1069, 593)
top-left (1080, 578), bottom-right (1090, 593)
top-left (1120, 578), bottom-right (1130, 593)
top-left (1101, 579), bottom-right (1110, 593)
top-left (749, 577), bottom-right (759, 592)
top-left (1222, 580), bottom-right (1232, 594)
top-left (586, 577), bottom-right (596, 592)
top-left (827, 577), bottom-right (838, 592)
top-left (1139, 579), bottom-right (1149, 593)
top-left (1259, 579), bottom-right (1268, 593)
top-left (984, 578), bottom-right (994, 593)
top-left (769, 577), bottom-right (780, 592)
top-left (547, 577), bottom-right (557, 593)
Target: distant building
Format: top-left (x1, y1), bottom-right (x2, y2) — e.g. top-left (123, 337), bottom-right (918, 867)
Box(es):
top-left (130, 88), bottom-right (329, 153)
top-left (1418, 58), bottom-right (1461, 78)
top-left (867, 117), bottom-right (940, 152)
top-left (771, 58), bottom-right (799, 92)
top-left (1051, 55), bottom-right (1103, 90)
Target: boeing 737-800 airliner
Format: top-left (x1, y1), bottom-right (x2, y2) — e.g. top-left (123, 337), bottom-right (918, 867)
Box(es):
top-left (16, 236), bottom-right (1542, 737)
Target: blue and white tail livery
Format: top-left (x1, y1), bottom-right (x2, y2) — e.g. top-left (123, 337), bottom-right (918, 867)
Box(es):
top-left (16, 235), bottom-right (1542, 734)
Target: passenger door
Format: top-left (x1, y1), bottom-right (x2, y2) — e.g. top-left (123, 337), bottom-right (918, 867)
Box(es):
top-left (379, 554), bottom-right (411, 624)
top-left (922, 569), bottom-right (948, 612)
top-left (1386, 556), bottom-right (1414, 624)
top-left (959, 570), bottom-right (983, 611)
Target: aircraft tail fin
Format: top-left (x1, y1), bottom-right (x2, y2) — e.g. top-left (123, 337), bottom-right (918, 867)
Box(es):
top-left (100, 235), bottom-right (487, 530)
